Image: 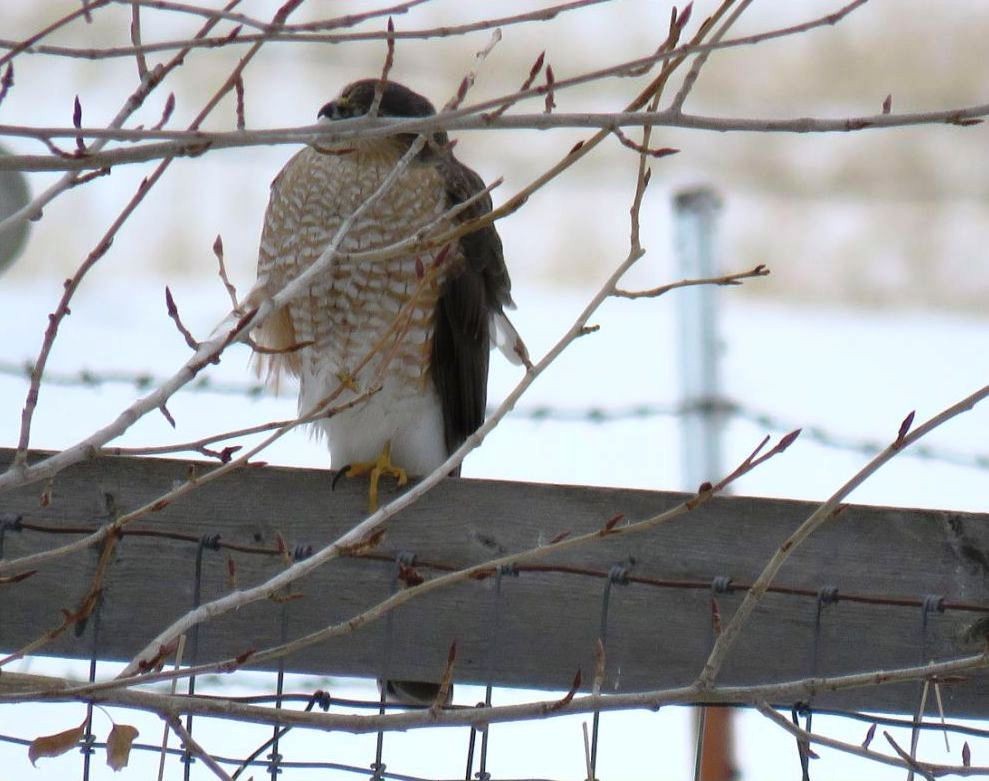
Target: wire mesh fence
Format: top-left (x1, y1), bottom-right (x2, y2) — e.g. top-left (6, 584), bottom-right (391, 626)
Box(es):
top-left (4, 510), bottom-right (989, 780)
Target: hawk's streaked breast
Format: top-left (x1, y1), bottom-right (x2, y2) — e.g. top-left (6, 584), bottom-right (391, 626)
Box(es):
top-left (257, 143), bottom-right (460, 404)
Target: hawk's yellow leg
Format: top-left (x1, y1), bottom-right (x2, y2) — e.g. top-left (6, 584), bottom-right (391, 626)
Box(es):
top-left (345, 441), bottom-right (408, 511)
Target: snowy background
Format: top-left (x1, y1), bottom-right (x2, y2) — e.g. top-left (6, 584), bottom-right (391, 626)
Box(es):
top-left (2, 0), bottom-right (989, 778)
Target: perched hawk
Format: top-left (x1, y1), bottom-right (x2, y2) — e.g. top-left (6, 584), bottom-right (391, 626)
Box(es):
top-left (252, 79), bottom-right (524, 509)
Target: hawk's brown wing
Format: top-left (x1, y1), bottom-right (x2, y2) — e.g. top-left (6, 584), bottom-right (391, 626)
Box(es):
top-left (431, 154), bottom-right (513, 457)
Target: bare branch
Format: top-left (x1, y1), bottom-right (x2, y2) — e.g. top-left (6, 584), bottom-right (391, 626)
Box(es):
top-left (4, 653), bottom-right (988, 736)
top-left (757, 704), bottom-right (985, 778)
top-left (129, 1), bottom-right (149, 82)
top-left (162, 714), bottom-right (231, 781)
top-left (699, 383), bottom-right (989, 687)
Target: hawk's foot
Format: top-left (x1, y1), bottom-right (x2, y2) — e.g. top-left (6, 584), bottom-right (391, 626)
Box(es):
top-left (345, 442), bottom-right (408, 511)
top-left (335, 370), bottom-right (360, 393)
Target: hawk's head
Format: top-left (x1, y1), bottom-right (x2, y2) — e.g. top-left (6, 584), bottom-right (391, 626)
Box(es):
top-left (319, 79), bottom-right (436, 121)
top-left (317, 80), bottom-right (448, 156)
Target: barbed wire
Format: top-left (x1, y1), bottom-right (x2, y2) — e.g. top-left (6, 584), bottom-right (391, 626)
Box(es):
top-left (3, 359), bottom-right (987, 471)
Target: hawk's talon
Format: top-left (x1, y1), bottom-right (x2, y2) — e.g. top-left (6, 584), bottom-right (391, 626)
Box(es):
top-left (336, 371), bottom-right (360, 393)
top-left (331, 466), bottom-right (351, 492)
top-left (343, 443), bottom-right (408, 511)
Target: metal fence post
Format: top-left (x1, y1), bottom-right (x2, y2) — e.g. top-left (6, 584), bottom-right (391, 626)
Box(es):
top-left (674, 186), bottom-right (725, 489)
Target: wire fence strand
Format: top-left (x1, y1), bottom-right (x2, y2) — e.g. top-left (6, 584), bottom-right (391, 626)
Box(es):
top-left (2, 359), bottom-right (986, 471)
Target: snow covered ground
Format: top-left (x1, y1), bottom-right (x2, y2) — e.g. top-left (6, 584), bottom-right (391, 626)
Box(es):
top-left (1, 274), bottom-right (987, 779)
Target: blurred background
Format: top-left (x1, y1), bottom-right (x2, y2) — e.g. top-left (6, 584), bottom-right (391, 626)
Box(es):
top-left (1, 1), bottom-right (988, 779)
top-left (4, 0), bottom-right (989, 307)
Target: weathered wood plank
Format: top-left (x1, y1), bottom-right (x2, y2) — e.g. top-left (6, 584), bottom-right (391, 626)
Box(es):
top-left (1, 448), bottom-right (988, 716)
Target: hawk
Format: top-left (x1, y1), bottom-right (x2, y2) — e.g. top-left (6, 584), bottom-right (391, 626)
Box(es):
top-left (251, 79), bottom-right (524, 510)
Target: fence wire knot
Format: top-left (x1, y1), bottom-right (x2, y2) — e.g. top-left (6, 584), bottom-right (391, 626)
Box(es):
top-left (0, 512), bottom-right (23, 531)
top-left (199, 533), bottom-right (222, 551)
top-left (711, 575), bottom-right (734, 594)
top-left (608, 562), bottom-right (632, 586)
top-left (817, 585), bottom-right (840, 606)
top-left (78, 731), bottom-right (96, 757)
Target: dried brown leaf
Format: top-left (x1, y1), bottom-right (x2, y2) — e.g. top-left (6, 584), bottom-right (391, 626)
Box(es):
top-left (106, 723), bottom-right (139, 771)
top-left (29, 721), bottom-right (86, 766)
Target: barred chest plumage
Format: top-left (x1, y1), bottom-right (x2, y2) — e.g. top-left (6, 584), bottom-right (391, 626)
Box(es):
top-left (256, 144), bottom-right (461, 406)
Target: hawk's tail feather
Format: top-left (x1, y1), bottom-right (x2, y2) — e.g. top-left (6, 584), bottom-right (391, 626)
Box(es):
top-left (491, 310), bottom-right (530, 367)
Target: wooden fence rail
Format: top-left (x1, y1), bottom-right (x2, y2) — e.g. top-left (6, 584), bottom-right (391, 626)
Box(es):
top-left (2, 448), bottom-right (988, 716)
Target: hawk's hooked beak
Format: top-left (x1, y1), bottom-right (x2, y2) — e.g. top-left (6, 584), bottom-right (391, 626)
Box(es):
top-left (317, 96), bottom-right (353, 121)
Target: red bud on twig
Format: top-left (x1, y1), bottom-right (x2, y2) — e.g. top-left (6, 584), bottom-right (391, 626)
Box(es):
top-left (603, 512), bottom-right (624, 532)
top-left (678, 3), bottom-right (693, 30)
top-left (158, 404), bottom-right (176, 428)
top-left (226, 554), bottom-right (237, 589)
top-left (861, 722), bottom-right (876, 749)
top-left (432, 641), bottom-right (457, 709)
top-left (894, 410), bottom-right (915, 448)
top-left (234, 76), bottom-right (246, 130)
top-left (543, 65), bottom-right (556, 114)
top-left (73, 96), bottom-right (85, 153)
top-left (882, 94), bottom-right (892, 115)
top-left (776, 428), bottom-right (802, 453)
top-left (274, 531), bottom-right (290, 564)
top-left (39, 480), bottom-right (53, 508)
top-left (153, 93), bottom-right (175, 131)
top-left (0, 64), bottom-right (13, 110)
top-left (549, 669), bottom-right (581, 711)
